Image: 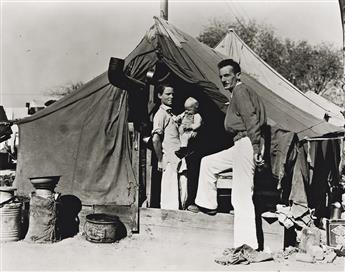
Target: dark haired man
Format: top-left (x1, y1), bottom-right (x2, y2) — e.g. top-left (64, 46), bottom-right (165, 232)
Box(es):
top-left (190, 59), bottom-right (267, 249)
top-left (152, 85), bottom-right (188, 210)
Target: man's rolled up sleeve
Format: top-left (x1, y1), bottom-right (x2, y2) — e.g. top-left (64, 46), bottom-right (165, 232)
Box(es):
top-left (152, 111), bottom-right (165, 138)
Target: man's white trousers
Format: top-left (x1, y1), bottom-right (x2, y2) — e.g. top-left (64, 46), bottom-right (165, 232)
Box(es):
top-left (195, 137), bottom-right (257, 249)
top-left (161, 161), bottom-right (188, 210)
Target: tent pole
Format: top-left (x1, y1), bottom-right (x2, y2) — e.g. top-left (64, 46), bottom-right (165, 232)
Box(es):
top-left (160, 0), bottom-right (168, 20)
top-left (339, 1), bottom-right (345, 172)
top-left (340, 138), bottom-right (344, 177)
top-left (339, 0), bottom-right (345, 78)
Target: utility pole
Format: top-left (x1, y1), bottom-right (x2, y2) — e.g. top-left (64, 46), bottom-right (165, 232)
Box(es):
top-left (160, 0), bottom-right (168, 20)
top-left (339, 0), bottom-right (345, 78)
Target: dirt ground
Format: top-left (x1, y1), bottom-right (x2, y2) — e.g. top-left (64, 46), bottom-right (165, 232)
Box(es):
top-left (1, 208), bottom-right (345, 271)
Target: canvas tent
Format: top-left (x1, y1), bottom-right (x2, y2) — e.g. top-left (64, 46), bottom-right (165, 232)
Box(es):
top-left (215, 29), bottom-right (343, 128)
top-left (305, 91), bottom-right (345, 127)
top-left (124, 19), bottom-right (343, 139)
top-left (0, 106), bottom-right (12, 143)
top-left (215, 29), bottom-right (345, 215)
top-left (15, 18), bottom-right (344, 227)
top-left (16, 75), bottom-right (137, 203)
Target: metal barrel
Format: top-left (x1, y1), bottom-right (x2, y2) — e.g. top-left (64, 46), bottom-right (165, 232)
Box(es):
top-left (0, 202), bottom-right (22, 242)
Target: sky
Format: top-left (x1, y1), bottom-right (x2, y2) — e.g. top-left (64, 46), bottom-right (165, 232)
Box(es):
top-left (1, 0), bottom-right (343, 107)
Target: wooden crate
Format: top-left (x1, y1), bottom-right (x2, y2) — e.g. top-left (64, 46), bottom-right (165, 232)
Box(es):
top-left (326, 219), bottom-right (345, 247)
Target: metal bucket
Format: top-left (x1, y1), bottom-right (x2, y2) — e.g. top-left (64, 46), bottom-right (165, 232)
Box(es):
top-left (0, 202), bottom-right (22, 242)
top-left (0, 186), bottom-right (16, 203)
top-left (84, 213), bottom-right (119, 243)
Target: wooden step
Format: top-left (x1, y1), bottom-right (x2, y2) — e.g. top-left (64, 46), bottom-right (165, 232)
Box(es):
top-left (139, 208), bottom-right (284, 251)
top-left (140, 208), bottom-right (282, 235)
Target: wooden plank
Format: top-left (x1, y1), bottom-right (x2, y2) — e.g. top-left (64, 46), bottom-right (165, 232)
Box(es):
top-left (216, 171), bottom-right (233, 189)
top-left (140, 207), bottom-right (233, 232)
top-left (130, 129), bottom-right (140, 232)
top-left (145, 150), bottom-right (152, 207)
top-left (139, 207), bottom-right (282, 235)
top-left (139, 208), bottom-right (284, 251)
top-left (216, 178), bottom-right (232, 189)
top-left (139, 135), bottom-right (147, 207)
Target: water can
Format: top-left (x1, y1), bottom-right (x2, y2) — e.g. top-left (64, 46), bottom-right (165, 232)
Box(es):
top-left (0, 202), bottom-right (22, 242)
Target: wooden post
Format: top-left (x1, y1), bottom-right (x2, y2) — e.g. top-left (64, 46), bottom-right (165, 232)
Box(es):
top-left (145, 150), bottom-right (152, 207)
top-left (339, 138), bottom-right (345, 177)
top-left (139, 132), bottom-right (147, 207)
top-left (339, 0), bottom-right (345, 77)
top-left (160, 0), bottom-right (168, 20)
top-left (130, 123), bottom-right (140, 232)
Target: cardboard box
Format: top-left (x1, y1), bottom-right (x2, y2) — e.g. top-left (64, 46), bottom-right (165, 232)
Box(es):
top-left (326, 219), bottom-right (345, 247)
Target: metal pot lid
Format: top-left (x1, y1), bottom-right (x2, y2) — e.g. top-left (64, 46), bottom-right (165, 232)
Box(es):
top-left (29, 176), bottom-right (61, 184)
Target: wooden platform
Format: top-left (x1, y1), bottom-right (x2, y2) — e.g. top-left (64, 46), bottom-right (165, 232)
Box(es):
top-left (139, 208), bottom-right (284, 251)
top-left (79, 207), bottom-right (284, 251)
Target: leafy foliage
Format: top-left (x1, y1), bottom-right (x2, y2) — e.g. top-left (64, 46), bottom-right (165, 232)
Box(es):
top-left (197, 18), bottom-right (343, 94)
top-left (47, 81), bottom-right (84, 98)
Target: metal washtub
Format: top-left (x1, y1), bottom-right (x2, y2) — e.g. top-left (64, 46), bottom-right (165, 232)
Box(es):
top-left (84, 213), bottom-right (119, 243)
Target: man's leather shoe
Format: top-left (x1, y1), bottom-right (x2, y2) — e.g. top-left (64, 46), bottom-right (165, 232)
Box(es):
top-left (200, 207), bottom-right (217, 216)
top-left (187, 204), bottom-right (217, 215)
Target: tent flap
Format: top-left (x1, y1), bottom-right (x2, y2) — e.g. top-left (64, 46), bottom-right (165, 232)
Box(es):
top-left (16, 84), bottom-right (137, 206)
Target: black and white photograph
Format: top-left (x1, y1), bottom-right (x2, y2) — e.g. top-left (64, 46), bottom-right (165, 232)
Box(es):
top-left (1, 0), bottom-right (345, 270)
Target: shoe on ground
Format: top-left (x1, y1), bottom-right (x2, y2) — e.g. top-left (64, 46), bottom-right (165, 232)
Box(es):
top-left (187, 204), bottom-right (200, 213)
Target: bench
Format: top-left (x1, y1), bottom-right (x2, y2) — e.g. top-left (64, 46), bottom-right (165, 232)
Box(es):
top-left (216, 169), bottom-right (233, 190)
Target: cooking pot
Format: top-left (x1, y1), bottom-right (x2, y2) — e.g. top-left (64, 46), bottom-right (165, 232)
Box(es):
top-left (84, 213), bottom-right (119, 243)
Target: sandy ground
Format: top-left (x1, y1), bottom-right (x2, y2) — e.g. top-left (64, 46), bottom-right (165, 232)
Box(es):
top-left (1, 209), bottom-right (345, 271)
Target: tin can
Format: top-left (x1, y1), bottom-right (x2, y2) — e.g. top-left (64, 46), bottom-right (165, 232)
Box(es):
top-left (330, 203), bottom-right (343, 220)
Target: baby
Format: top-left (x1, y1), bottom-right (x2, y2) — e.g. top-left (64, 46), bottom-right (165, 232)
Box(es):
top-left (174, 97), bottom-right (202, 159)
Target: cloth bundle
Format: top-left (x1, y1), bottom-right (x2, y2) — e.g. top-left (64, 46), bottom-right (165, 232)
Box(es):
top-left (215, 244), bottom-right (273, 265)
top-left (25, 194), bottom-right (60, 243)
